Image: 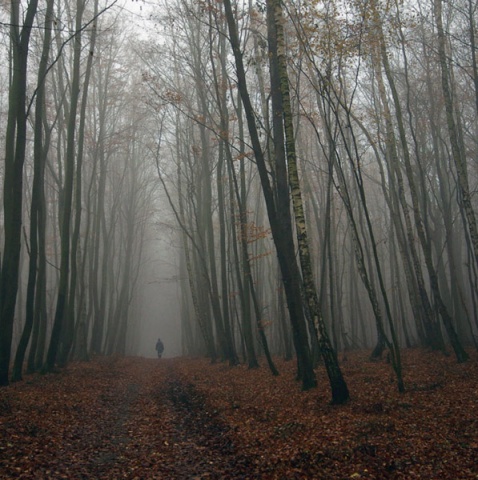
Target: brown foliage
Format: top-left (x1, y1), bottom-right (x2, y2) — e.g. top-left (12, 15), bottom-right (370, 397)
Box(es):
top-left (0, 350), bottom-right (477, 478)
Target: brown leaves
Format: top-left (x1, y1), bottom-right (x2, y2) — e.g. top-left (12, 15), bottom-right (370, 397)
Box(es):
top-left (0, 350), bottom-right (477, 479)
top-left (171, 350), bottom-right (478, 479)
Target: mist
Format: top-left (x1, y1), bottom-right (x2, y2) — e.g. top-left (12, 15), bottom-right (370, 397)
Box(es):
top-left (133, 225), bottom-right (182, 359)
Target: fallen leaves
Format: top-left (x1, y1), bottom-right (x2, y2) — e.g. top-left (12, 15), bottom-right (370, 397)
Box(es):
top-left (0, 350), bottom-right (477, 479)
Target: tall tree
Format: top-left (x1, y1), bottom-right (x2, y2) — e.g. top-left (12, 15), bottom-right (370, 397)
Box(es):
top-left (58, 0), bottom-right (99, 365)
top-left (0, 0), bottom-right (39, 386)
top-left (12, 0), bottom-right (55, 381)
top-left (223, 0), bottom-right (317, 390)
top-left (266, 0), bottom-right (349, 403)
top-left (45, 0), bottom-right (86, 372)
top-left (434, 0), bottom-right (478, 274)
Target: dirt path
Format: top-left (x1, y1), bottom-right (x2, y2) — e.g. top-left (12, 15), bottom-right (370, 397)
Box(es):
top-left (3, 352), bottom-right (478, 479)
top-left (0, 358), bottom-right (255, 479)
top-left (154, 365), bottom-right (254, 478)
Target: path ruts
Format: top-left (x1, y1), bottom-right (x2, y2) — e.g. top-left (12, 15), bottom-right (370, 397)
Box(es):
top-left (84, 358), bottom-right (256, 479)
top-left (157, 365), bottom-right (254, 479)
top-left (0, 357), bottom-right (256, 479)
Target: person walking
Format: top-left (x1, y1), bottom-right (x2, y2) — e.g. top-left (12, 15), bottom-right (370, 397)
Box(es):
top-left (155, 338), bottom-right (164, 358)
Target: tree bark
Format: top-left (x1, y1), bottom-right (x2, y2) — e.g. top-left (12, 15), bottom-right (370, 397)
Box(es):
top-left (223, 0), bottom-right (316, 390)
top-left (0, 0), bottom-right (39, 386)
top-left (266, 0), bottom-right (348, 403)
top-left (45, 0), bottom-right (86, 372)
top-left (12, 0), bottom-right (54, 381)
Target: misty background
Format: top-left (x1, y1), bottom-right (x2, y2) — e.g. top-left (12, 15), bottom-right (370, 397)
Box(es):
top-left (135, 223), bottom-right (182, 358)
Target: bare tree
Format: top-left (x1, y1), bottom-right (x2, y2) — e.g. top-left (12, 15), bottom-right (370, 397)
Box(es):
top-left (0, 0), bottom-right (38, 385)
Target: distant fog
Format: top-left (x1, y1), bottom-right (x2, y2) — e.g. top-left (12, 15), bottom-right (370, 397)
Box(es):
top-left (133, 224), bottom-right (182, 359)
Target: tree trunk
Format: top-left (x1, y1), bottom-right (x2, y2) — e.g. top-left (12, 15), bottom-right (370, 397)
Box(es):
top-left (435, 0), bottom-right (478, 274)
top-left (59, 0), bottom-right (99, 365)
top-left (375, 4), bottom-right (468, 362)
top-left (45, 0), bottom-right (86, 372)
top-left (12, 0), bottom-right (54, 381)
top-left (266, 0), bottom-right (348, 403)
top-left (223, 0), bottom-right (316, 390)
top-left (0, 0), bottom-right (38, 386)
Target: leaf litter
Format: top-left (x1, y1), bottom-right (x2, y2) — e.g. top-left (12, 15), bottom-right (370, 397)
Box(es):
top-left (0, 350), bottom-right (477, 479)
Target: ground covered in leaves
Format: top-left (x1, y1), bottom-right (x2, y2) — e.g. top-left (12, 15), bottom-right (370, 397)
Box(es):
top-left (0, 350), bottom-right (477, 479)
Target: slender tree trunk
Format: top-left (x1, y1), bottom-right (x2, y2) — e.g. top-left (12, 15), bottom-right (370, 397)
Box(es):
top-left (12, 0), bottom-right (54, 381)
top-left (223, 0), bottom-right (316, 390)
top-left (374, 4), bottom-right (468, 362)
top-left (266, 0), bottom-right (348, 403)
top-left (208, 17), bottom-right (239, 365)
top-left (435, 0), bottom-right (478, 274)
top-left (0, 0), bottom-right (39, 385)
top-left (371, 47), bottom-right (442, 352)
top-left (227, 109), bottom-right (277, 373)
top-left (59, 0), bottom-right (99, 365)
top-left (45, 0), bottom-right (86, 372)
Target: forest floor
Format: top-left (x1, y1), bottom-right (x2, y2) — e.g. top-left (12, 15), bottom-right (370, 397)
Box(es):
top-left (0, 350), bottom-right (477, 479)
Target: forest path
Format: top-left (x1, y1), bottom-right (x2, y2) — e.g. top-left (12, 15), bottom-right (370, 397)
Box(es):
top-left (2, 351), bottom-right (478, 479)
top-left (154, 363), bottom-right (253, 478)
top-left (84, 357), bottom-right (253, 478)
top-left (0, 357), bottom-right (253, 479)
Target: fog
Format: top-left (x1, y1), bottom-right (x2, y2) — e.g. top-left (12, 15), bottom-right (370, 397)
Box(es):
top-left (133, 227), bottom-right (182, 359)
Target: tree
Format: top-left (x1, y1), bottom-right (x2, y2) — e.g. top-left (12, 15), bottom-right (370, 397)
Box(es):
top-left (266, 0), bottom-right (348, 403)
top-left (223, 0), bottom-right (317, 390)
top-left (0, 0), bottom-right (39, 386)
top-left (12, 0), bottom-right (55, 382)
top-left (44, 0), bottom-right (86, 372)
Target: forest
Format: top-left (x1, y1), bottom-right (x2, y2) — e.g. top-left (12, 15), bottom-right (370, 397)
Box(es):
top-left (0, 0), bottom-right (478, 474)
